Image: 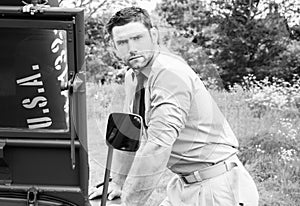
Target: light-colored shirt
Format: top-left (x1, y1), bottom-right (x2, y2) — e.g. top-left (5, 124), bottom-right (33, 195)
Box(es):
top-left (124, 49), bottom-right (238, 175)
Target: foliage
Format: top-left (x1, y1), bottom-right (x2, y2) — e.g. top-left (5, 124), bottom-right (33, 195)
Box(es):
top-left (84, 9), bottom-right (136, 84)
top-left (212, 77), bottom-right (300, 205)
top-left (241, 74), bottom-right (300, 117)
top-left (239, 117), bottom-right (300, 206)
top-left (86, 82), bottom-right (125, 120)
top-left (88, 74), bottom-right (300, 205)
top-left (210, 74), bottom-right (300, 205)
top-left (152, 12), bottom-right (223, 88)
top-left (84, 16), bottom-right (124, 84)
top-left (228, 74), bottom-right (300, 204)
top-left (59, 0), bottom-right (138, 19)
top-left (272, 39), bottom-right (300, 77)
top-left (156, 0), bottom-right (300, 88)
top-left (290, 25), bottom-right (300, 41)
top-left (211, 11), bottom-right (289, 86)
top-left (60, 0), bottom-right (300, 87)
top-left (157, 0), bottom-right (213, 35)
top-left (165, 35), bottom-right (222, 87)
top-left (256, 0), bottom-right (300, 26)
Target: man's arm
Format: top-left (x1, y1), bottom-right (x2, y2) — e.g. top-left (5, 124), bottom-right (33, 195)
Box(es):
top-left (120, 67), bottom-right (192, 205)
top-left (88, 147), bottom-right (137, 200)
top-left (121, 141), bottom-right (172, 206)
top-left (110, 150), bottom-right (136, 187)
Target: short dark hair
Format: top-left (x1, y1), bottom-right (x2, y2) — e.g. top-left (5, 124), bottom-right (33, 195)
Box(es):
top-left (106, 7), bottom-right (153, 36)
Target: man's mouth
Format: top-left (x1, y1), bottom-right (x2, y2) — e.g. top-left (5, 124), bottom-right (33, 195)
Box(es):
top-left (129, 55), bottom-right (143, 61)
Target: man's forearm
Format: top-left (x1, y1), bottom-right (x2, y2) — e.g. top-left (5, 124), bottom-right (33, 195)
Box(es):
top-left (111, 150), bottom-right (136, 187)
top-left (111, 135), bottom-right (149, 187)
top-left (121, 141), bottom-right (171, 206)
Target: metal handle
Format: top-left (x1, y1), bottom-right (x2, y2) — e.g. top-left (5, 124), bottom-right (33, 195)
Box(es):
top-left (101, 147), bottom-right (114, 206)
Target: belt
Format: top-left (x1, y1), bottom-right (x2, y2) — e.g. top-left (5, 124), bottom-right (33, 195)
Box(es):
top-left (180, 157), bottom-right (238, 184)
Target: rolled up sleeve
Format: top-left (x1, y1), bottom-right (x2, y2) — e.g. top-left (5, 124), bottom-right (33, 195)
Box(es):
top-left (147, 68), bottom-right (192, 147)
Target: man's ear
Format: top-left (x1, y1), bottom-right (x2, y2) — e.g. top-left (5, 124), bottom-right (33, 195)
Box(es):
top-left (109, 39), bottom-right (116, 49)
top-left (150, 27), bottom-right (160, 45)
top-left (110, 41), bottom-right (124, 62)
top-left (109, 40), bottom-right (119, 57)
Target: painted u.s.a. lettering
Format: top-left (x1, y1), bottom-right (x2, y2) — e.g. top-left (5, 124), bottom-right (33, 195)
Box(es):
top-left (16, 64), bottom-right (52, 129)
top-left (15, 30), bottom-right (68, 130)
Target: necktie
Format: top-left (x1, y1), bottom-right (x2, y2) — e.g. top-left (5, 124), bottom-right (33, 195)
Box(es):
top-left (133, 73), bottom-right (145, 121)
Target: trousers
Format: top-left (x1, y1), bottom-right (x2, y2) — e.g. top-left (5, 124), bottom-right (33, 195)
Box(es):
top-left (159, 155), bottom-right (259, 206)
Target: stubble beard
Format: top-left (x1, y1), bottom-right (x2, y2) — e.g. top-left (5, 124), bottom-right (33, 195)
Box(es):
top-left (127, 52), bottom-right (154, 71)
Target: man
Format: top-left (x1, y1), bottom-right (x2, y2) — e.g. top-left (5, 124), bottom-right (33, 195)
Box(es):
top-left (89, 6), bottom-right (259, 206)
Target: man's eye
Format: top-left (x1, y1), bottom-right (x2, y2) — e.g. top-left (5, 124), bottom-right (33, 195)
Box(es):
top-left (133, 36), bottom-right (141, 40)
top-left (117, 41), bottom-right (127, 45)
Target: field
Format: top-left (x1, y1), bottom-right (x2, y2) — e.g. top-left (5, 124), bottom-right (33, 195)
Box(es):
top-left (86, 79), bottom-right (300, 205)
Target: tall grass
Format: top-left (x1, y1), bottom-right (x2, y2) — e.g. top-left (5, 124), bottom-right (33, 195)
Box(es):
top-left (87, 76), bottom-right (300, 205)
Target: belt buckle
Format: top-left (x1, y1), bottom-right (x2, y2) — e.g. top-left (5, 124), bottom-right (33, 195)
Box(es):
top-left (193, 170), bottom-right (203, 182)
top-left (180, 171), bottom-right (203, 184)
top-left (181, 176), bottom-right (190, 184)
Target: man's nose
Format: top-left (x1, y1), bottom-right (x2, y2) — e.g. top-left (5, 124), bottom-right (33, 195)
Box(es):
top-left (128, 40), bottom-right (137, 54)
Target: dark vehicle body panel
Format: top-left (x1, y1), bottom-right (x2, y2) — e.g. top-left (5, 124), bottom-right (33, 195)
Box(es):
top-left (0, 2), bottom-right (89, 205)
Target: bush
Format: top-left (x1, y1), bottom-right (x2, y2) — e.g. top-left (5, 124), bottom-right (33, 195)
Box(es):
top-left (239, 117), bottom-right (300, 206)
top-left (86, 82), bottom-right (125, 120)
top-left (211, 75), bottom-right (300, 205)
top-left (241, 74), bottom-right (300, 117)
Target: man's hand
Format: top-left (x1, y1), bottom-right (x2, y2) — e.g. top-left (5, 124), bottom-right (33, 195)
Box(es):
top-left (89, 182), bottom-right (122, 200)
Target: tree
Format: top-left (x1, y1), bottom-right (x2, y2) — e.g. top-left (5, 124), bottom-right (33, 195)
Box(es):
top-left (59, 0), bottom-right (139, 19)
top-left (156, 0), bottom-right (222, 87)
top-left (158, 0), bottom-right (214, 39)
top-left (156, 0), bottom-right (300, 88)
top-left (290, 25), bottom-right (300, 41)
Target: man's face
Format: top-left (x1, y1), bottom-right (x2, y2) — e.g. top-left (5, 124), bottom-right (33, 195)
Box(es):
top-left (112, 22), bottom-right (156, 70)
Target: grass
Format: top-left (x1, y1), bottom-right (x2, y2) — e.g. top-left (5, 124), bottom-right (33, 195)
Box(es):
top-left (87, 82), bottom-right (300, 205)
top-left (86, 83), bottom-right (125, 189)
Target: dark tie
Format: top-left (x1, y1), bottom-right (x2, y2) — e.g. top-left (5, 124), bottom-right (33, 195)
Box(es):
top-left (133, 73), bottom-right (145, 121)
